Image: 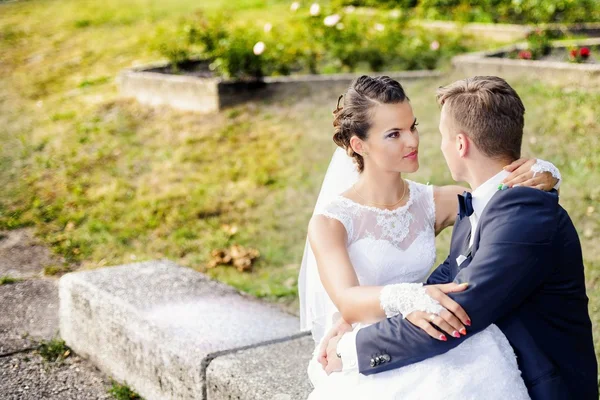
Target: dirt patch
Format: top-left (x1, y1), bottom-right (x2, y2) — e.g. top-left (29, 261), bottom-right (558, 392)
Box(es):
top-left (0, 228), bottom-right (69, 279)
top-left (0, 279), bottom-right (59, 354)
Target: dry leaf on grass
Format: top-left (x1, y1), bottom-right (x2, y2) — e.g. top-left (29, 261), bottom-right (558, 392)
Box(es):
top-left (207, 244), bottom-right (260, 272)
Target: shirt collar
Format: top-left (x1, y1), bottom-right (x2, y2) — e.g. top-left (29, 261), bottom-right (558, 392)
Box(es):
top-left (471, 169), bottom-right (510, 219)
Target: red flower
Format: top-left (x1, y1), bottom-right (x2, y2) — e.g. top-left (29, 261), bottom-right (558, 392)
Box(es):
top-left (580, 47), bottom-right (591, 58)
top-left (570, 49), bottom-right (578, 59)
top-left (518, 50), bottom-right (532, 60)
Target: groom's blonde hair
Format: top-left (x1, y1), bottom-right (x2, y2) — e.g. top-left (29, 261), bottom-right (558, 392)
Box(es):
top-left (436, 76), bottom-right (525, 162)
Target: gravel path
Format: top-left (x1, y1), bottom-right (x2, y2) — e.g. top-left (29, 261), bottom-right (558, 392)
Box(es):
top-left (0, 349), bottom-right (113, 400)
top-left (0, 228), bottom-right (117, 400)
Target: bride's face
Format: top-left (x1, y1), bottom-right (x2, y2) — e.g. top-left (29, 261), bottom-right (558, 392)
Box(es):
top-left (356, 101), bottom-right (419, 174)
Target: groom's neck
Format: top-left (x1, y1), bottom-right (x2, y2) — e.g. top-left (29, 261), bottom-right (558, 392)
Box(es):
top-left (465, 157), bottom-right (512, 191)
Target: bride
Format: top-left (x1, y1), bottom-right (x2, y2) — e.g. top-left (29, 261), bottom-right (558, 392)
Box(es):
top-left (298, 75), bottom-right (561, 399)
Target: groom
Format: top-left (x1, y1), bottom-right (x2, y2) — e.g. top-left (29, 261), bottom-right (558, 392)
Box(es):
top-left (326, 76), bottom-right (597, 399)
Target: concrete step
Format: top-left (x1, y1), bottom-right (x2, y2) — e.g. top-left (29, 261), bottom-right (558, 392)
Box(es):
top-left (207, 334), bottom-right (314, 400)
top-left (59, 259), bottom-right (302, 400)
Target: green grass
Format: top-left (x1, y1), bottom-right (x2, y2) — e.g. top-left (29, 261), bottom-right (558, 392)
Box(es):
top-left (43, 264), bottom-right (72, 276)
top-left (0, 275), bottom-right (21, 285)
top-left (1, 0), bottom-right (598, 358)
top-left (38, 338), bottom-right (70, 363)
top-left (108, 381), bottom-right (143, 400)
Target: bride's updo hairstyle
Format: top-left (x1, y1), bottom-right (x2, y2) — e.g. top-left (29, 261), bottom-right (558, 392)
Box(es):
top-left (332, 75), bottom-right (409, 172)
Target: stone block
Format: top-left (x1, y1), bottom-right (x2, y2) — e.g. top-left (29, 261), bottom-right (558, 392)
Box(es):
top-left (59, 259), bottom-right (301, 400)
top-left (207, 333), bottom-right (314, 400)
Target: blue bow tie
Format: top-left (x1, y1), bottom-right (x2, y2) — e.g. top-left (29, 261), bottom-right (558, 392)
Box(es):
top-left (458, 191), bottom-right (474, 220)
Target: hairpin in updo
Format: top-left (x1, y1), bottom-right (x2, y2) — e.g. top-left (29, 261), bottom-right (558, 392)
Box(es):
top-left (336, 94), bottom-right (344, 111)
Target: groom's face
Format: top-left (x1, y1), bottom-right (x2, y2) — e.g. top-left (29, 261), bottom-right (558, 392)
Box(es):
top-left (439, 104), bottom-right (464, 182)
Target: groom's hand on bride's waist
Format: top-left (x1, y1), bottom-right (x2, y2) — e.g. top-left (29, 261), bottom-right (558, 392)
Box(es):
top-left (406, 283), bottom-right (471, 341)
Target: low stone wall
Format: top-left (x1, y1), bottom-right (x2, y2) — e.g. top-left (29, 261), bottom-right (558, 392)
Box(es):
top-left (414, 20), bottom-right (530, 42)
top-left (452, 38), bottom-right (600, 89)
top-left (415, 21), bottom-right (600, 42)
top-left (117, 64), bottom-right (442, 114)
top-left (59, 259), bottom-right (310, 400)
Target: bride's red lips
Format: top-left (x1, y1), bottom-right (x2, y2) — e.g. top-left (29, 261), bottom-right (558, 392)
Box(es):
top-left (404, 150), bottom-right (418, 159)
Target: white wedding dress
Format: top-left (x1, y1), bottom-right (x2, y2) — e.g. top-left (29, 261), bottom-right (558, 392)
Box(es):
top-left (304, 179), bottom-right (531, 400)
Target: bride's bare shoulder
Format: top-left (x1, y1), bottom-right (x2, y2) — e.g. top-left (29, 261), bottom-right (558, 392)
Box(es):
top-left (433, 185), bottom-right (468, 234)
top-left (308, 214), bottom-right (347, 248)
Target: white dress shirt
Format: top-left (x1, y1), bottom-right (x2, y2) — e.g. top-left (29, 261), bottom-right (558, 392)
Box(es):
top-left (467, 169), bottom-right (510, 247)
top-left (336, 169), bottom-right (511, 373)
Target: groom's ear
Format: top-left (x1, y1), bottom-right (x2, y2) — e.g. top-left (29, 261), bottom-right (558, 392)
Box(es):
top-left (456, 132), bottom-right (469, 158)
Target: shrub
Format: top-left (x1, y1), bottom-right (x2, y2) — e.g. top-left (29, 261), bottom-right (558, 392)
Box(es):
top-left (211, 25), bottom-right (266, 79)
top-left (569, 46), bottom-right (593, 63)
top-left (185, 11), bottom-right (318, 79)
top-left (152, 24), bottom-right (193, 71)
top-left (329, 0), bottom-right (600, 24)
top-left (332, 0), bottom-right (418, 8)
top-left (525, 28), bottom-right (553, 59)
top-left (507, 28), bottom-right (563, 61)
top-left (154, 5), bottom-right (468, 78)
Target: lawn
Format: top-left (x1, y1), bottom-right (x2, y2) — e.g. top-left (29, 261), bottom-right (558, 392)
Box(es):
top-left (1, 0), bottom-right (598, 362)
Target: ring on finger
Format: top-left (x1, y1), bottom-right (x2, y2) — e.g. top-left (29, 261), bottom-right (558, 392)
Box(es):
top-left (429, 314), bottom-right (436, 322)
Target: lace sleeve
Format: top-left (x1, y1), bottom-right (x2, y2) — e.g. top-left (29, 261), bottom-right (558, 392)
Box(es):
top-left (530, 159), bottom-right (561, 190)
top-left (379, 283), bottom-right (445, 319)
top-left (314, 201), bottom-right (354, 241)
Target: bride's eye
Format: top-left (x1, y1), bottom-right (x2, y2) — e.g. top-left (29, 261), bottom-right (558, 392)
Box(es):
top-left (388, 132), bottom-right (399, 139)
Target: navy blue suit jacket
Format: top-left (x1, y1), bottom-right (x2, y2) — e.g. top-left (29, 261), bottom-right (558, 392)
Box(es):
top-left (355, 187), bottom-right (597, 400)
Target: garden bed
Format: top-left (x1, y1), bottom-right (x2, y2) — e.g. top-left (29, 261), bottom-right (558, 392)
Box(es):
top-left (452, 38), bottom-right (600, 89)
top-left (414, 21), bottom-right (600, 42)
top-left (117, 60), bottom-right (442, 113)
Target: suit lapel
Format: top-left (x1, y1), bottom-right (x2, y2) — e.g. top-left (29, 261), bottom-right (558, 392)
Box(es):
top-left (469, 188), bottom-right (504, 259)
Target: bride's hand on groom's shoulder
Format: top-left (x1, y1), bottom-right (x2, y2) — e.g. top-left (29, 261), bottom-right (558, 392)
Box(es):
top-left (502, 158), bottom-right (559, 191)
top-left (406, 283), bottom-right (471, 342)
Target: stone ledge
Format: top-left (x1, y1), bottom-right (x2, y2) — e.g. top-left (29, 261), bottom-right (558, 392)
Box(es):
top-left (117, 65), bottom-right (442, 114)
top-left (207, 333), bottom-right (314, 400)
top-left (413, 20), bottom-right (600, 42)
top-left (413, 20), bottom-right (530, 42)
top-left (59, 259), bottom-right (301, 400)
top-left (452, 38), bottom-right (600, 89)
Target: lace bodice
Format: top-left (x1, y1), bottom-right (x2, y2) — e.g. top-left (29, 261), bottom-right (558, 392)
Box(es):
top-left (315, 180), bottom-right (437, 286)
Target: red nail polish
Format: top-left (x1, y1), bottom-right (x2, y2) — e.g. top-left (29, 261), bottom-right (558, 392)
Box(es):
top-left (459, 328), bottom-right (467, 335)
top-left (466, 319), bottom-right (472, 326)
top-left (440, 334), bottom-right (447, 341)
top-left (452, 331), bottom-right (460, 338)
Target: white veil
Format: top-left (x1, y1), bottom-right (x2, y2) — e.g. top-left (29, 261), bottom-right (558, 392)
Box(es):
top-left (298, 146), bottom-right (360, 345)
